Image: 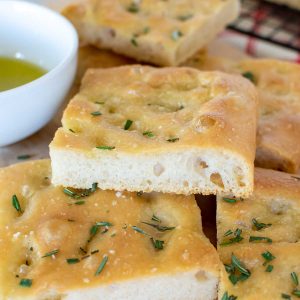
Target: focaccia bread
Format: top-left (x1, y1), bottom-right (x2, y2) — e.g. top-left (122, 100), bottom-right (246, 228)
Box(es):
top-left (0, 160), bottom-right (220, 300)
top-left (219, 243), bottom-right (300, 299)
top-left (217, 168), bottom-right (300, 246)
top-left (50, 65), bottom-right (258, 197)
top-left (217, 168), bottom-right (300, 299)
top-left (62, 0), bottom-right (240, 66)
top-left (185, 54), bottom-right (300, 174)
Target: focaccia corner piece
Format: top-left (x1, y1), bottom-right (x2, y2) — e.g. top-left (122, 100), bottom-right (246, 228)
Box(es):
top-left (217, 168), bottom-right (300, 246)
top-left (50, 65), bottom-right (258, 197)
top-left (216, 169), bottom-right (300, 299)
top-left (62, 0), bottom-right (240, 66)
top-left (0, 160), bottom-right (220, 300)
top-left (219, 243), bottom-right (300, 300)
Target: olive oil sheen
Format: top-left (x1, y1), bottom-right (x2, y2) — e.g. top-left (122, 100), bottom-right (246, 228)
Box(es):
top-left (0, 56), bottom-right (46, 92)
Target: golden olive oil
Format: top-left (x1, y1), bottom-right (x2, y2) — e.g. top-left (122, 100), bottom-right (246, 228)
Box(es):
top-left (0, 56), bottom-right (46, 92)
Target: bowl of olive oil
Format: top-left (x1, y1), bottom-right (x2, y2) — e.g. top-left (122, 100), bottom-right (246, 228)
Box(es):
top-left (0, 0), bottom-right (78, 147)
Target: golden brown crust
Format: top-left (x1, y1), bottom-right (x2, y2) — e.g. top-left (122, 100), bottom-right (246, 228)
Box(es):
top-left (63, 0), bottom-right (239, 66)
top-left (185, 55), bottom-right (300, 174)
top-left (0, 160), bottom-right (220, 298)
top-left (50, 65), bottom-right (257, 196)
top-left (217, 168), bottom-right (300, 245)
top-left (219, 243), bottom-right (300, 300)
top-left (217, 168), bottom-right (300, 299)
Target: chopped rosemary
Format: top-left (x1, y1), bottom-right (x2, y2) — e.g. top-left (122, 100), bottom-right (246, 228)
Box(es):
top-left (222, 197), bottom-right (237, 204)
top-left (124, 119), bottom-right (133, 130)
top-left (231, 254), bottom-right (251, 277)
top-left (17, 154), bottom-right (31, 160)
top-left (242, 71), bottom-right (255, 84)
top-left (177, 14), bottom-right (193, 21)
top-left (220, 228), bottom-right (243, 246)
top-left (95, 101), bottom-right (105, 104)
top-left (95, 256), bottom-right (108, 276)
top-left (79, 247), bottom-right (87, 254)
top-left (12, 194), bottom-right (22, 213)
top-left (224, 229), bottom-right (234, 237)
top-left (91, 111), bottom-right (102, 116)
top-left (141, 222), bottom-right (175, 232)
top-left (281, 294), bottom-right (291, 299)
top-left (143, 27), bottom-right (150, 34)
top-left (88, 222), bottom-right (112, 243)
top-left (249, 236), bottom-right (272, 243)
top-left (132, 225), bottom-right (148, 235)
top-left (151, 214), bottom-right (161, 222)
top-left (131, 37), bottom-right (138, 47)
top-left (292, 290), bottom-right (300, 297)
top-left (151, 238), bottom-right (164, 250)
top-left (95, 221), bottom-right (113, 227)
top-left (225, 254), bottom-right (251, 285)
top-left (252, 218), bottom-right (272, 231)
top-left (137, 191), bottom-right (143, 196)
top-left (42, 249), bottom-right (59, 258)
top-left (91, 249), bottom-right (99, 255)
top-left (127, 2), bottom-right (139, 13)
top-left (69, 128), bottom-right (75, 133)
top-left (66, 258), bottom-right (80, 264)
top-left (143, 131), bottom-right (154, 137)
top-left (221, 291), bottom-right (237, 300)
top-left (96, 146), bottom-right (115, 150)
top-left (63, 182), bottom-right (98, 199)
top-left (265, 265), bottom-right (274, 272)
top-left (67, 219), bottom-right (75, 222)
top-left (74, 200), bottom-right (85, 205)
top-left (261, 251), bottom-right (275, 265)
top-left (167, 137), bottom-right (179, 143)
top-left (132, 225), bottom-right (165, 250)
top-left (19, 278), bottom-right (32, 287)
top-left (291, 272), bottom-right (299, 286)
top-left (171, 30), bottom-right (183, 41)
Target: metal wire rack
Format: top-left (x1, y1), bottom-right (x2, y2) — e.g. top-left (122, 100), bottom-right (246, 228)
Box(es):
top-left (229, 0), bottom-right (300, 52)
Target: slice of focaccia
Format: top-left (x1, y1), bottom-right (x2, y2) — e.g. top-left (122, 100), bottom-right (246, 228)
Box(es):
top-left (0, 160), bottom-right (220, 300)
top-left (186, 54), bottom-right (300, 174)
top-left (62, 0), bottom-right (240, 66)
top-left (50, 65), bottom-right (258, 197)
top-left (219, 243), bottom-right (300, 300)
top-left (217, 168), bottom-right (300, 299)
top-left (217, 168), bottom-right (300, 246)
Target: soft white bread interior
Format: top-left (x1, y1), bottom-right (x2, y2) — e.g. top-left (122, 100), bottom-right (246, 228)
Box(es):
top-left (50, 65), bottom-right (258, 197)
top-left (0, 160), bottom-right (220, 300)
top-left (62, 0), bottom-right (240, 66)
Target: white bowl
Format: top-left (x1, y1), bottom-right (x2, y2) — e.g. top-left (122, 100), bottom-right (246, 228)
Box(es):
top-left (0, 0), bottom-right (78, 147)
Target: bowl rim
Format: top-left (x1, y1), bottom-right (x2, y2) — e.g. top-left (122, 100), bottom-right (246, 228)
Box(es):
top-left (0, 0), bottom-right (78, 97)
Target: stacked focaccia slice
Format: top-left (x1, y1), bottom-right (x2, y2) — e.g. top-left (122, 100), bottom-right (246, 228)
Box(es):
top-left (217, 168), bottom-right (300, 299)
top-left (50, 65), bottom-right (258, 197)
top-left (0, 159), bottom-right (220, 300)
